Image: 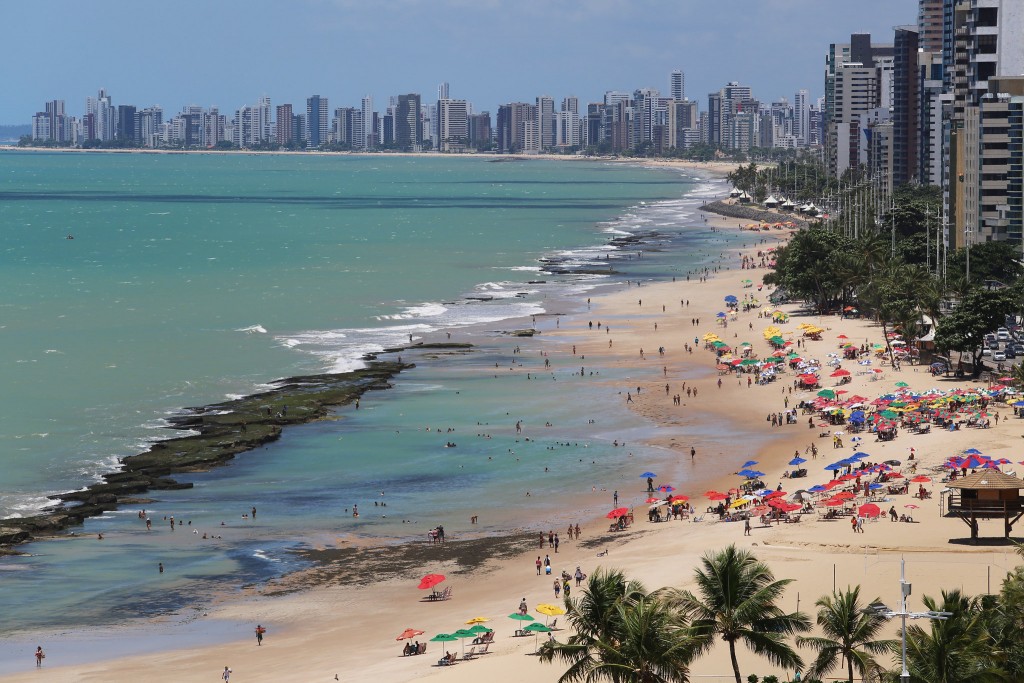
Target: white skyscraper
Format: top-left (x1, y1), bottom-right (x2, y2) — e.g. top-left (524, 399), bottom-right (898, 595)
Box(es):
top-left (356, 96), bottom-right (374, 149)
top-left (437, 99), bottom-right (468, 152)
top-left (793, 89), bottom-right (809, 146)
top-left (670, 70), bottom-right (685, 101)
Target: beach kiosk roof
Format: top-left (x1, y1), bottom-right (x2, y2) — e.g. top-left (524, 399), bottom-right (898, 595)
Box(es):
top-left (738, 191), bottom-right (752, 203)
top-left (764, 195), bottom-right (780, 206)
top-left (780, 198), bottom-right (795, 209)
top-left (729, 187), bottom-right (742, 198)
top-left (946, 470), bottom-right (1024, 541)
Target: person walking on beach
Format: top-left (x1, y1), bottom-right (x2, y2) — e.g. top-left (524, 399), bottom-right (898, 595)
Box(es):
top-left (255, 624), bottom-right (266, 646)
top-left (553, 579), bottom-right (561, 599)
top-left (744, 518), bottom-right (751, 536)
top-left (554, 534), bottom-right (560, 553)
top-left (222, 666), bottom-right (232, 681)
top-left (613, 490), bottom-right (619, 506)
top-left (35, 647), bottom-right (44, 667)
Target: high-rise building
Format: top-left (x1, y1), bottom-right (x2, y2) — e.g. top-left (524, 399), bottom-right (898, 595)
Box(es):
top-left (305, 95), bottom-right (329, 148)
top-left (793, 89), bottom-right (810, 146)
top-left (468, 111), bottom-right (491, 148)
top-left (116, 105), bottom-right (137, 144)
top-left (395, 94), bottom-right (422, 151)
top-left (918, 0), bottom-right (946, 52)
top-left (670, 70), bottom-right (685, 101)
top-left (892, 26), bottom-right (920, 186)
top-left (356, 96), bottom-right (375, 150)
top-left (437, 99), bottom-right (468, 152)
top-left (536, 96), bottom-right (555, 150)
top-left (276, 104), bottom-right (294, 146)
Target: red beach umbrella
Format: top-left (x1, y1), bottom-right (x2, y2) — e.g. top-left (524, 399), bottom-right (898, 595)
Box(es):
top-left (911, 476), bottom-right (931, 483)
top-left (396, 628), bottom-right (425, 640)
top-left (824, 498), bottom-right (846, 507)
top-left (830, 369), bottom-right (851, 377)
top-left (606, 507), bottom-right (629, 518)
top-left (418, 574), bottom-right (446, 590)
top-left (645, 497), bottom-right (661, 504)
top-left (858, 503), bottom-right (881, 518)
top-left (669, 495), bottom-right (689, 503)
top-left (834, 491), bottom-right (856, 500)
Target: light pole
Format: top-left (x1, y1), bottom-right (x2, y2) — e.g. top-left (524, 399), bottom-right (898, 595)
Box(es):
top-left (865, 558), bottom-right (952, 683)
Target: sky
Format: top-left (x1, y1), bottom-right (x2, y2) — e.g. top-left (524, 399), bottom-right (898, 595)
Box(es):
top-left (2, 0), bottom-right (917, 124)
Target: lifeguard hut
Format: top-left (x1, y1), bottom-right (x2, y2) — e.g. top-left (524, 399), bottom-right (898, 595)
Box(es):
top-left (945, 470), bottom-right (1024, 542)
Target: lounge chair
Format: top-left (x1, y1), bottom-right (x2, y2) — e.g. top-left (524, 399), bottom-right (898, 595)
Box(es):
top-left (476, 642), bottom-right (491, 655)
top-left (691, 514), bottom-right (705, 522)
top-left (549, 618), bottom-right (559, 630)
top-left (464, 646), bottom-right (477, 660)
top-left (417, 642), bottom-right (427, 655)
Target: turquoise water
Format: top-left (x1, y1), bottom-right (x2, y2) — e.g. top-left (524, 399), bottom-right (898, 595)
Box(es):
top-left (0, 151), bottom-right (745, 658)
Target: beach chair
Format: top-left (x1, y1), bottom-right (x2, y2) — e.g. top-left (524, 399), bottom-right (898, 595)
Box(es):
top-left (477, 642), bottom-right (491, 655)
top-left (418, 643), bottom-right (427, 655)
top-left (464, 646), bottom-right (477, 660)
top-left (515, 628), bottom-right (527, 637)
top-left (550, 618), bottom-right (559, 630)
top-left (691, 514), bottom-right (705, 522)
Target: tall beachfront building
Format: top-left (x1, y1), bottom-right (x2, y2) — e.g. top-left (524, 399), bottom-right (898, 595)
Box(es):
top-left (793, 89), bottom-right (810, 147)
top-left (305, 95), bottom-right (329, 148)
top-left (396, 94), bottom-right (422, 152)
top-left (670, 70), bottom-right (685, 101)
top-left (437, 98), bottom-right (468, 152)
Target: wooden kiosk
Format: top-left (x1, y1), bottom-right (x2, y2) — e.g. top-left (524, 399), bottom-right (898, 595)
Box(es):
top-left (946, 470), bottom-right (1024, 542)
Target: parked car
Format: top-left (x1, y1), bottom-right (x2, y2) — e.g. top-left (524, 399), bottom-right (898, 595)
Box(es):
top-left (1005, 347), bottom-right (1016, 360)
top-left (998, 328), bottom-right (1010, 341)
top-left (983, 347), bottom-right (993, 356)
top-left (1013, 343), bottom-right (1024, 356)
top-left (994, 351), bottom-right (1007, 362)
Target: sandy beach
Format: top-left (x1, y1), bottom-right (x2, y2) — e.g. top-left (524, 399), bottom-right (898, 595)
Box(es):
top-left (5, 195), bottom-right (1021, 683)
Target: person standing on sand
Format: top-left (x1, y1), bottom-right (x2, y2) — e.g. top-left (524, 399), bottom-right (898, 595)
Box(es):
top-left (536, 556), bottom-right (542, 575)
top-left (222, 666), bottom-right (232, 681)
top-left (255, 624), bottom-right (266, 646)
top-left (35, 647), bottom-right (44, 667)
top-left (744, 518), bottom-right (751, 536)
top-left (613, 490), bottom-right (619, 506)
top-left (554, 533), bottom-right (560, 553)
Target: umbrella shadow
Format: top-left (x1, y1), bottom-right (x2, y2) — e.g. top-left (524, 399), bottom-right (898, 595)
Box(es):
top-left (948, 536), bottom-right (1024, 547)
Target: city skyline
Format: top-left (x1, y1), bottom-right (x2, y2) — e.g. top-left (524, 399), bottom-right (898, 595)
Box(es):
top-left (0, 0), bottom-right (913, 124)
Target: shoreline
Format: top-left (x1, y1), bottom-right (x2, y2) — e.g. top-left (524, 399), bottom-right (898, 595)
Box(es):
top-left (5, 197), bottom-right (1023, 682)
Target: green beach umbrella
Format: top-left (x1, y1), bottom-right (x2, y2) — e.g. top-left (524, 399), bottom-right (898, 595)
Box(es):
top-left (889, 401), bottom-right (907, 408)
top-left (879, 409), bottom-right (899, 419)
top-left (895, 381), bottom-right (909, 388)
top-left (817, 389), bottom-right (836, 399)
top-left (468, 625), bottom-right (492, 634)
top-left (524, 621), bottom-right (553, 649)
top-left (451, 628), bottom-right (477, 655)
top-left (430, 633), bottom-right (458, 642)
top-left (508, 613), bottom-right (535, 621)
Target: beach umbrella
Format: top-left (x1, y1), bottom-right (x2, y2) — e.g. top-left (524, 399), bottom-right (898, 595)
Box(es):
top-left (468, 625), bottom-right (492, 634)
top-left (830, 369), bottom-right (851, 377)
top-left (808, 485), bottom-right (827, 493)
top-left (853, 451), bottom-right (871, 459)
top-left (883, 459), bottom-right (901, 466)
top-left (911, 476), bottom-right (931, 483)
top-left (904, 504), bottom-right (919, 510)
top-left (724, 295), bottom-right (738, 303)
top-left (742, 460), bottom-right (759, 468)
top-left (451, 628), bottom-right (477, 655)
top-left (524, 622), bottom-right (553, 649)
top-left (707, 492), bottom-right (728, 501)
top-left (790, 491), bottom-right (814, 503)
top-left (895, 381), bottom-right (910, 388)
top-left (789, 456), bottom-right (807, 466)
top-left (430, 633), bottom-right (459, 642)
top-left (858, 503), bottom-right (881, 518)
top-left (834, 491), bottom-right (856, 500)
top-left (606, 507), bottom-right (629, 519)
top-left (536, 603), bottom-right (566, 617)
top-left (669, 495), bottom-right (689, 503)
top-left (639, 472), bottom-right (657, 479)
top-left (418, 573), bottom-right (446, 590)
top-left (645, 497), bottom-right (661, 504)
top-left (396, 628), bottom-right (425, 641)
top-left (868, 483), bottom-right (884, 490)
top-left (824, 498), bottom-right (846, 507)
top-left (465, 617), bottom-right (490, 625)
top-left (964, 448), bottom-right (983, 455)
top-left (717, 312), bottom-right (727, 318)
top-left (649, 501), bottom-right (668, 509)
top-left (658, 485), bottom-right (676, 493)
top-left (508, 613), bottom-right (535, 622)
top-left (824, 463), bottom-right (845, 471)
top-left (818, 389), bottom-right (836, 399)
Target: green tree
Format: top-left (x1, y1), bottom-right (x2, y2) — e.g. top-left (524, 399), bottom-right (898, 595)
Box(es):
top-left (665, 545), bottom-right (810, 683)
top-left (946, 242), bottom-right (1024, 289)
top-left (933, 288), bottom-right (1022, 376)
top-left (796, 586), bottom-right (896, 683)
top-left (903, 589), bottom-right (1005, 683)
top-left (764, 227), bottom-right (851, 313)
top-left (539, 569), bottom-right (706, 683)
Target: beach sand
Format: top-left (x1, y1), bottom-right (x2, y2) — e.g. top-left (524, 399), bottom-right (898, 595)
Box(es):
top-left (5, 204), bottom-right (1021, 683)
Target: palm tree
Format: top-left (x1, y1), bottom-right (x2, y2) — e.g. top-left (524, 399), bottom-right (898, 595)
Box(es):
top-left (796, 585), bottom-right (896, 683)
top-left (539, 568), bottom-right (706, 683)
top-left (903, 589), bottom-right (1006, 683)
top-left (665, 544), bottom-right (810, 683)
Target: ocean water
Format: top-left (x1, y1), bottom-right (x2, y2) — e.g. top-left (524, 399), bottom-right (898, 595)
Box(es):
top-left (0, 151), bottom-right (747, 660)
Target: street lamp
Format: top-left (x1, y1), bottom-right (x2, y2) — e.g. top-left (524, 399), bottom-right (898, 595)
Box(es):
top-left (863, 558), bottom-right (952, 683)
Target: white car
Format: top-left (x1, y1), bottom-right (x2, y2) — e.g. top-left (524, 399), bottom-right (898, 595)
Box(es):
top-left (994, 351), bottom-right (1007, 362)
top-left (998, 328), bottom-right (1010, 341)
top-left (982, 347), bottom-right (993, 356)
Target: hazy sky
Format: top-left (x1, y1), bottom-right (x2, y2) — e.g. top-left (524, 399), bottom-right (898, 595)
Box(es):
top-left (3, 0), bottom-right (916, 123)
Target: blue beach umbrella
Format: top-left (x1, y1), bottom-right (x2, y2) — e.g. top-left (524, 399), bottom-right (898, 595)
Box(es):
top-left (824, 463), bottom-right (844, 471)
top-left (808, 485), bottom-right (827, 493)
top-left (869, 483), bottom-right (884, 490)
top-left (639, 472), bottom-right (657, 479)
top-left (742, 460), bottom-right (759, 468)
top-left (724, 295), bottom-right (738, 303)
top-left (853, 451), bottom-right (871, 459)
top-left (845, 454), bottom-right (863, 463)
top-left (964, 448), bottom-right (983, 455)
top-left (716, 312), bottom-right (727, 318)
top-left (742, 470), bottom-right (765, 479)
top-left (789, 457), bottom-right (807, 466)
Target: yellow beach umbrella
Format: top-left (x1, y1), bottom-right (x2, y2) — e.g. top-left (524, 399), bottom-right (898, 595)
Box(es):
top-left (703, 333), bottom-right (721, 342)
top-left (536, 603), bottom-right (566, 616)
top-left (465, 617), bottom-right (491, 625)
